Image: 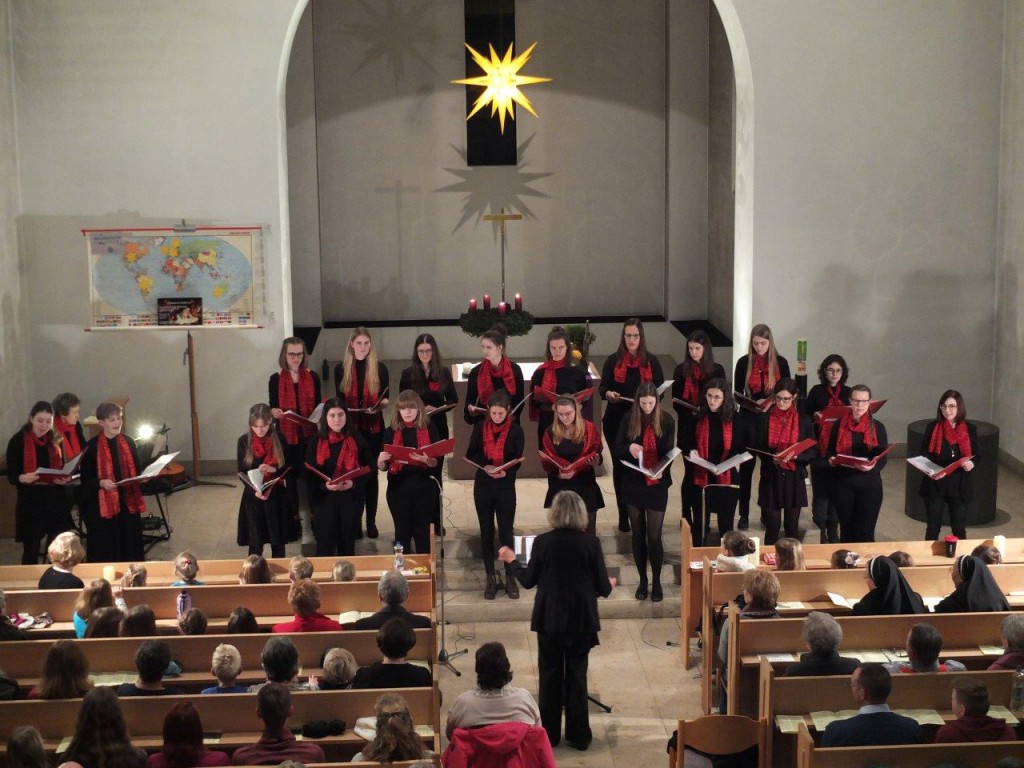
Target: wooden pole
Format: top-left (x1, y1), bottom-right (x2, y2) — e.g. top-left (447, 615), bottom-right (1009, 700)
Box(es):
top-left (187, 331), bottom-right (201, 482)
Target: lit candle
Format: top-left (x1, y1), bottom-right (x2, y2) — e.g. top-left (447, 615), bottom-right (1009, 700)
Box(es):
top-left (498, 301), bottom-right (508, 315)
top-left (995, 534), bottom-right (1007, 555)
top-left (483, 294), bottom-right (491, 310)
top-left (514, 293), bottom-right (522, 311)
top-left (469, 298), bottom-right (477, 312)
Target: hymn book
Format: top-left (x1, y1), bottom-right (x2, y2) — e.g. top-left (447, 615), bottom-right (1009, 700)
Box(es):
top-left (620, 447), bottom-right (682, 479)
top-left (672, 398), bottom-right (699, 413)
top-left (906, 454), bottom-right (973, 480)
top-left (618, 380), bottom-right (674, 403)
top-left (538, 451), bottom-right (598, 475)
top-left (238, 466), bottom-right (291, 494)
top-left (34, 451), bottom-right (85, 483)
top-left (282, 401), bottom-right (325, 426)
top-left (531, 386), bottom-right (594, 405)
top-left (303, 463), bottom-right (370, 485)
top-left (461, 456), bottom-right (526, 473)
top-left (385, 438), bottom-right (455, 466)
top-left (424, 402), bottom-right (458, 416)
top-left (831, 444), bottom-right (895, 470)
top-left (685, 450), bottom-right (753, 475)
top-left (114, 451), bottom-right (180, 486)
top-left (347, 387), bottom-right (389, 413)
top-left (749, 438), bottom-right (818, 463)
top-left (733, 392), bottom-right (773, 413)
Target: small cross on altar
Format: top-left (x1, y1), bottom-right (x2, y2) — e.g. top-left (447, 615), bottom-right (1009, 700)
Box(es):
top-left (482, 207), bottom-right (523, 302)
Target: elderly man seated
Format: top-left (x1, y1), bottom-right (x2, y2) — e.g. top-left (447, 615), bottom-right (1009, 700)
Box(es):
top-left (349, 570), bottom-right (431, 630)
top-left (785, 612), bottom-right (860, 677)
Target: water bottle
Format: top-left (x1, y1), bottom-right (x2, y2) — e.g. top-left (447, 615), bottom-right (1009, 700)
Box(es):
top-left (1011, 666), bottom-right (1024, 716)
top-left (393, 543), bottom-right (405, 571)
top-left (176, 589), bottom-right (191, 620)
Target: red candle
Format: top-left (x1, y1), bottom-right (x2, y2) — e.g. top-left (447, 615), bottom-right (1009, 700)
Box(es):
top-left (469, 298), bottom-right (477, 312)
top-left (483, 294), bottom-right (491, 310)
top-left (514, 293), bottom-right (522, 311)
top-left (498, 301), bottom-right (508, 315)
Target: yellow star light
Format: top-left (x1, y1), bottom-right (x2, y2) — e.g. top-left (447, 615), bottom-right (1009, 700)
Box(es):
top-left (452, 42), bottom-right (552, 133)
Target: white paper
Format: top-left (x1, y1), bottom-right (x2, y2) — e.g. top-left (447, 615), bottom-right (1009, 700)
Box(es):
top-left (514, 534), bottom-right (536, 563)
top-left (827, 592), bottom-right (853, 609)
top-left (685, 450), bottom-right (754, 475)
top-left (115, 451), bottom-right (180, 485)
top-left (35, 451), bottom-right (85, 476)
top-left (906, 455), bottom-right (944, 477)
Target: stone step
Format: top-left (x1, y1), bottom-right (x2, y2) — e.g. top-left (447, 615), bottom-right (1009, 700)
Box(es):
top-left (439, 552), bottom-right (683, 590)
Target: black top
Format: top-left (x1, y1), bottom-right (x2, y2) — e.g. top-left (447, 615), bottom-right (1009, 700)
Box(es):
top-left (381, 424), bottom-right (441, 484)
top-left (267, 370), bottom-right (323, 410)
top-left (350, 662), bottom-right (432, 690)
top-left (803, 384), bottom-right (851, 417)
top-left (464, 360), bottom-right (526, 424)
top-left (918, 420), bottom-right (978, 501)
top-left (334, 359), bottom-right (389, 435)
top-left (399, 365), bottom-right (458, 440)
top-left (304, 433), bottom-right (373, 499)
top-left (38, 567), bottom-right (85, 590)
top-left (785, 651), bottom-right (860, 677)
top-left (613, 412), bottom-right (677, 508)
top-left (599, 354), bottom-right (665, 429)
top-left (0, 619), bottom-right (27, 642)
top-left (820, 417), bottom-right (889, 488)
top-left (851, 557), bottom-right (926, 616)
top-left (733, 354), bottom-right (792, 399)
top-left (465, 421), bottom-right (525, 488)
top-left (671, 362), bottom-right (726, 448)
top-left (509, 527), bottom-right (612, 638)
top-left (6, 427), bottom-right (69, 542)
top-left (530, 364), bottom-right (588, 405)
top-left (754, 411), bottom-right (817, 479)
top-left (350, 604), bottom-right (432, 630)
top-left (686, 411), bottom-right (748, 463)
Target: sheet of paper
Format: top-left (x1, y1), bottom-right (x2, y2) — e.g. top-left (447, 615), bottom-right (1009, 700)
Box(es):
top-left (775, 601), bottom-right (804, 610)
top-left (57, 736), bottom-right (73, 754)
top-left (760, 653), bottom-right (797, 662)
top-left (774, 715), bottom-right (804, 734)
top-left (988, 705), bottom-right (1019, 725)
top-left (979, 644), bottom-right (1005, 655)
top-left (827, 592), bottom-right (853, 609)
top-left (847, 649), bottom-right (889, 663)
top-left (895, 709), bottom-right (945, 726)
top-left (809, 710), bottom-right (859, 731)
top-left (415, 725), bottom-right (435, 737)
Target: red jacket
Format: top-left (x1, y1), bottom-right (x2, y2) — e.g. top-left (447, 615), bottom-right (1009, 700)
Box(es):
top-left (934, 715), bottom-right (1017, 743)
top-left (271, 613), bottom-right (342, 633)
top-left (443, 723), bottom-right (556, 768)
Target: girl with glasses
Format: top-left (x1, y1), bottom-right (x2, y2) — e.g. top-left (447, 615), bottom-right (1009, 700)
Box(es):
top-left (804, 354), bottom-right (851, 543)
top-left (918, 390), bottom-right (977, 541)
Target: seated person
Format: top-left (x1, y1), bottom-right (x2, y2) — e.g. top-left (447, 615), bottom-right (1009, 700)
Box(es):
top-left (333, 559), bottom-right (356, 582)
top-left (29, 639), bottom-right (92, 699)
top-left (935, 677), bottom-right (1016, 743)
top-left (38, 531), bottom-right (85, 589)
top-left (120, 605), bottom-right (157, 637)
top-left (934, 555), bottom-right (1010, 613)
top-left (830, 548), bottom-right (859, 569)
top-left (785, 612), bottom-right (860, 677)
top-left (249, 636), bottom-right (313, 692)
top-left (239, 554), bottom-right (273, 584)
top-left (887, 551), bottom-right (914, 568)
top-left (972, 544), bottom-right (1003, 565)
top-left (716, 531), bottom-right (756, 573)
top-left (350, 570), bottom-right (431, 630)
top-left (0, 590), bottom-right (27, 641)
top-left (445, 641), bottom-right (541, 739)
top-left (851, 557), bottom-right (925, 615)
top-left (147, 701), bottom-right (230, 768)
top-left (231, 683), bottom-right (326, 766)
top-left (351, 618), bottom-right (432, 689)
top-left (171, 550), bottom-right (205, 586)
top-left (315, 648), bottom-right (357, 690)
top-left (989, 614), bottom-right (1024, 670)
top-left (117, 641), bottom-right (184, 697)
top-left (179, 607), bottom-right (208, 636)
top-left (821, 664), bottom-right (922, 747)
top-left (226, 606), bottom-right (259, 634)
top-left (289, 555), bottom-right (313, 582)
top-left (883, 623), bottom-right (966, 674)
top-left (121, 562), bottom-right (148, 587)
top-left (774, 538), bottom-right (804, 571)
top-left (271, 579), bottom-right (342, 633)
top-left (85, 606), bottom-right (125, 638)
top-left (717, 569), bottom-right (780, 712)
top-left (202, 644), bottom-right (249, 694)
top-left (352, 693), bottom-right (429, 764)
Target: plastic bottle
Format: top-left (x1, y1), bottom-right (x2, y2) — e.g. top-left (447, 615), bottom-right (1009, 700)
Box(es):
top-left (393, 543), bottom-right (405, 571)
top-left (176, 589), bottom-right (191, 620)
top-left (1011, 666), bottom-right (1024, 715)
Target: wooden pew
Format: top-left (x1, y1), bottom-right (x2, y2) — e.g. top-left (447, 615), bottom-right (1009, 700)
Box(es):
top-left (725, 607), bottom-right (1010, 717)
top-left (759, 661), bottom-right (1016, 768)
top-left (0, 688), bottom-right (441, 761)
top-left (4, 579), bottom-right (434, 637)
top-left (0, 629), bottom-right (436, 693)
top-left (794, 721), bottom-right (1024, 768)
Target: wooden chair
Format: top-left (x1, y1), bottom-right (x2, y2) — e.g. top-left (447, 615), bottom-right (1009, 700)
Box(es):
top-left (671, 715), bottom-right (766, 768)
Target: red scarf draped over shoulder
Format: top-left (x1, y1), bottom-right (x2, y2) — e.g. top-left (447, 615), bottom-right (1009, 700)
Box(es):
top-left (316, 431), bottom-right (359, 477)
top-left (929, 419), bottom-right (972, 458)
top-left (747, 355), bottom-right (768, 395)
top-left (22, 430), bottom-right (62, 474)
top-left (613, 353), bottom-right (653, 385)
top-left (681, 365), bottom-right (705, 405)
top-left (767, 405), bottom-right (800, 471)
top-left (641, 420), bottom-right (659, 486)
top-left (483, 419), bottom-right (512, 466)
top-left (834, 412), bottom-right (878, 455)
top-left (97, 435), bottom-right (145, 519)
top-left (541, 420), bottom-right (601, 468)
top-left (694, 416), bottom-right (733, 488)
top-left (54, 416), bottom-right (81, 459)
top-left (529, 359), bottom-right (566, 421)
top-left (251, 433), bottom-right (279, 469)
top-left (476, 357), bottom-right (517, 405)
top-left (347, 362), bottom-right (382, 435)
top-left (277, 368), bottom-right (317, 445)
top-left (825, 385), bottom-right (845, 407)
top-left (388, 422), bottom-right (431, 474)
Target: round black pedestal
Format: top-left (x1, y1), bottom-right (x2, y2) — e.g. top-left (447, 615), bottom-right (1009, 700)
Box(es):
top-left (904, 419), bottom-right (999, 528)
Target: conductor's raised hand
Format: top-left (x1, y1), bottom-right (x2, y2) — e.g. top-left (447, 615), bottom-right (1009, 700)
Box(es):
top-left (497, 546), bottom-right (516, 564)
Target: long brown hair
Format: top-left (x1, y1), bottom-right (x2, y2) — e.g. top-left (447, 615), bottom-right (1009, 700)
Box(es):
top-left (277, 336), bottom-right (308, 370)
top-left (614, 317), bottom-right (649, 365)
top-left (742, 323), bottom-right (782, 393)
top-left (361, 693), bottom-right (426, 763)
top-left (64, 687), bottom-right (139, 768)
top-left (26, 401), bottom-right (62, 448)
top-left (340, 327), bottom-right (381, 395)
top-left (243, 403), bottom-right (285, 466)
top-left (551, 396), bottom-right (586, 444)
top-left (74, 579), bottom-right (113, 620)
top-left (408, 333), bottom-right (444, 386)
top-left (682, 330), bottom-right (717, 380)
top-left (389, 390), bottom-right (427, 430)
top-left (39, 640), bottom-right (92, 699)
top-left (161, 701), bottom-right (207, 768)
top-left (626, 381), bottom-right (667, 439)
top-left (697, 377), bottom-right (736, 421)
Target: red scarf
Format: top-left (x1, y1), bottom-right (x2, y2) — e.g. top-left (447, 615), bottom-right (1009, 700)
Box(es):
top-left (929, 419), bottom-right (972, 458)
top-left (541, 421), bottom-right (602, 467)
top-left (483, 419), bottom-right (512, 465)
top-left (476, 356), bottom-right (517, 405)
top-left (613, 353), bottom-right (653, 385)
top-left (388, 422), bottom-right (431, 474)
top-left (835, 412), bottom-right (878, 455)
top-left (529, 359), bottom-right (567, 421)
top-left (317, 431), bottom-right (359, 476)
top-left (681, 365), bottom-right (705, 405)
top-left (277, 368), bottom-right (317, 445)
top-left (251, 433), bottom-right (278, 468)
top-left (97, 434), bottom-right (145, 519)
top-left (694, 416), bottom-right (733, 487)
top-left (826, 385), bottom-right (845, 407)
top-left (641, 421), bottom-right (659, 486)
top-left (54, 416), bottom-right (81, 459)
top-left (22, 430), bottom-right (63, 474)
top-left (346, 361), bottom-right (382, 435)
top-left (747, 355), bottom-right (768, 395)
top-left (767, 405), bottom-right (800, 471)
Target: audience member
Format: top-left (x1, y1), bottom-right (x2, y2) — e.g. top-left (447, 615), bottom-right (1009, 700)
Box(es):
top-left (851, 557), bottom-right (925, 615)
top-left (179, 608), bottom-right (209, 636)
top-left (774, 538), bottom-right (804, 571)
top-left (63, 686), bottom-right (149, 768)
top-left (934, 677), bottom-right (1016, 743)
top-left (785, 612), bottom-right (860, 677)
top-left (7, 726), bottom-right (48, 768)
top-left (884, 623), bottom-right (966, 674)
top-left (821, 664), bottom-right (921, 747)
top-left (84, 606), bottom-right (124, 638)
top-left (288, 556), bottom-right (313, 582)
top-left (351, 618), bottom-right (433, 689)
top-left (445, 641), bottom-right (541, 739)
top-left (316, 648), bottom-right (357, 690)
top-left (887, 550), bottom-right (915, 568)
top-left (38, 531), bottom-right (85, 589)
top-left (934, 554), bottom-right (1011, 613)
top-left (972, 544), bottom-right (1003, 565)
top-left (717, 569), bottom-right (780, 711)
top-left (249, 637), bottom-right (312, 692)
top-left (351, 693), bottom-right (428, 763)
top-left (271, 579), bottom-right (342, 633)
top-left (830, 548), bottom-right (858, 569)
top-left (716, 531), bottom-right (756, 573)
top-left (988, 614), bottom-right (1024, 670)
top-left (231, 684), bottom-right (325, 765)
top-left (239, 555), bottom-right (273, 585)
top-left (332, 559), bottom-right (356, 582)
top-left (147, 701), bottom-right (230, 768)
top-left (226, 607), bottom-right (259, 634)
top-left (171, 551), bottom-right (204, 586)
top-left (120, 605), bottom-right (157, 637)
top-left (117, 641), bottom-right (184, 697)
top-left (0, 590), bottom-right (27, 641)
top-left (73, 579), bottom-right (115, 638)
top-left (29, 639), bottom-right (92, 699)
top-left (350, 570), bottom-right (431, 630)
top-left (203, 644), bottom-right (248, 694)
top-left (121, 563), bottom-right (148, 588)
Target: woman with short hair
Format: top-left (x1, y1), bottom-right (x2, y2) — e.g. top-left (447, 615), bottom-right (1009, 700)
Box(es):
top-left (445, 641), bottom-right (541, 739)
top-left (918, 389), bottom-right (978, 541)
top-left (38, 531), bottom-right (85, 589)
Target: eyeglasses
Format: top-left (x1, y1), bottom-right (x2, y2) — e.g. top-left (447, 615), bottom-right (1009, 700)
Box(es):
top-left (286, 352), bottom-right (304, 358)
top-left (775, 395), bottom-right (795, 403)
top-left (825, 367), bottom-right (843, 374)
top-left (623, 333), bottom-right (641, 340)
top-left (850, 399), bottom-right (871, 405)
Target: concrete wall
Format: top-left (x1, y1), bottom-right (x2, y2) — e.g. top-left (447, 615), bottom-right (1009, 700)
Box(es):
top-left (707, 1), bottom-right (734, 339)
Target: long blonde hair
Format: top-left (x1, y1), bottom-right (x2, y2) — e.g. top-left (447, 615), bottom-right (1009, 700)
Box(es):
top-left (626, 382), bottom-right (666, 439)
top-left (742, 323), bottom-right (782, 394)
top-left (340, 327), bottom-right (381, 395)
top-left (551, 397), bottom-right (586, 444)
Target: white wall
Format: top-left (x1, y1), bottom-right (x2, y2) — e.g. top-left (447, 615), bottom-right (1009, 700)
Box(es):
top-left (731, 0), bottom-right (1003, 441)
top-left (12, 0), bottom-right (304, 462)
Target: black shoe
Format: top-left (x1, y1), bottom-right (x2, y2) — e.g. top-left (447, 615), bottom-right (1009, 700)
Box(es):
top-left (366, 522), bottom-right (379, 539)
top-left (484, 574), bottom-right (498, 600)
top-left (635, 583), bottom-right (648, 600)
top-left (651, 583), bottom-right (663, 602)
top-left (355, 527), bottom-right (364, 540)
top-left (565, 739), bottom-right (591, 751)
top-left (618, 516), bottom-right (631, 533)
top-left (506, 578), bottom-right (520, 599)
top-left (737, 517), bottom-right (749, 530)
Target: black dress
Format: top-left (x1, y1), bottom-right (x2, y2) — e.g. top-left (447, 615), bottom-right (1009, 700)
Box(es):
top-left (612, 412), bottom-right (676, 512)
top-left (399, 364), bottom-right (457, 530)
top-left (268, 369), bottom-right (322, 542)
top-left (335, 359), bottom-right (389, 531)
top-left (305, 433), bottom-right (372, 557)
top-left (803, 384), bottom-right (851, 544)
top-left (529, 362), bottom-right (588, 442)
top-left (235, 434), bottom-right (290, 558)
top-left (541, 422), bottom-right (605, 534)
top-left (79, 434), bottom-right (145, 563)
top-left (823, 417), bottom-right (889, 543)
top-left (754, 409), bottom-right (817, 544)
top-left (465, 420), bottom-right (525, 575)
top-left (684, 411), bottom-right (748, 545)
top-left (918, 419), bottom-right (978, 541)
top-left (6, 427), bottom-right (74, 564)
top-left (382, 422), bottom-right (440, 554)
top-left (464, 359), bottom-right (526, 425)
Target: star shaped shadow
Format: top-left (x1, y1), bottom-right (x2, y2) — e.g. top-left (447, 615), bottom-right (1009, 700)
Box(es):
top-left (435, 134), bottom-right (553, 234)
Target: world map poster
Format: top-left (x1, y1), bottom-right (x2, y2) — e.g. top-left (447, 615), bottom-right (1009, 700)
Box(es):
top-left (86, 228), bottom-right (260, 328)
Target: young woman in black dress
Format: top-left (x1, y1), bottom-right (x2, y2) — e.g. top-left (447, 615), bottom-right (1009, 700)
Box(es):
top-left (6, 401), bottom-right (74, 564)
top-left (465, 390), bottom-right (525, 599)
top-left (540, 396), bottom-right (604, 535)
top-left (306, 398), bottom-right (372, 557)
top-left (733, 324), bottom-right (790, 530)
top-left (529, 326), bottom-right (588, 443)
top-left (236, 403), bottom-right (289, 558)
top-left (464, 324), bottom-right (525, 426)
top-left (671, 331), bottom-right (726, 534)
top-left (269, 337), bottom-right (321, 545)
top-left (378, 390), bottom-right (440, 555)
top-left (79, 402), bottom-right (145, 562)
top-left (803, 354), bottom-right (851, 543)
top-left (755, 379), bottom-right (817, 544)
top-left (685, 379), bottom-right (747, 546)
top-left (614, 382), bottom-right (675, 602)
top-left (919, 389), bottom-right (977, 541)
top-left (335, 327), bottom-right (390, 540)
top-left (600, 318), bottom-right (664, 533)
top-left (52, 392), bottom-right (88, 532)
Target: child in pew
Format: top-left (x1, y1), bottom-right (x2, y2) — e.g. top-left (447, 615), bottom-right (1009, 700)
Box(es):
top-left (178, 608), bottom-right (208, 636)
top-left (202, 643), bottom-right (248, 694)
top-left (239, 554), bottom-right (273, 584)
top-left (716, 531), bottom-right (756, 572)
top-left (333, 559), bottom-right (356, 582)
top-left (63, 686), bottom-right (149, 768)
top-left (119, 606), bottom-right (183, 676)
top-left (311, 647), bottom-right (357, 690)
top-left (831, 548), bottom-right (859, 569)
top-left (248, 636), bottom-right (315, 692)
top-left (38, 531), bottom-right (85, 589)
top-left (84, 606), bottom-right (124, 638)
top-left (288, 555), bottom-right (313, 581)
top-left (73, 578), bottom-right (117, 638)
top-left (116, 640), bottom-right (184, 697)
top-left (28, 639), bottom-right (92, 699)
top-left (973, 543), bottom-right (1003, 564)
top-left (171, 551), bottom-right (204, 586)
top-left (351, 692), bottom-right (430, 764)
top-left (888, 550), bottom-right (915, 567)
top-left (7, 725), bottom-right (48, 768)
top-left (934, 677), bottom-right (1017, 743)
top-left (226, 606), bottom-right (259, 634)
top-left (122, 562), bottom-right (148, 587)
top-left (147, 701), bottom-right (230, 768)
top-left (775, 538), bottom-right (805, 570)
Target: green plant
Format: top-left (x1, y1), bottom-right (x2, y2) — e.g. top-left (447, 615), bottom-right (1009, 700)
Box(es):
top-left (458, 309), bottom-right (535, 337)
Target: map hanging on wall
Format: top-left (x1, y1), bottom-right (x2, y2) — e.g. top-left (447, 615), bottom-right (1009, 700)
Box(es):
top-left (85, 227), bottom-right (261, 328)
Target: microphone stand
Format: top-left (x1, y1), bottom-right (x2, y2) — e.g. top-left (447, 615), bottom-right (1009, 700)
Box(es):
top-left (432, 477), bottom-right (467, 674)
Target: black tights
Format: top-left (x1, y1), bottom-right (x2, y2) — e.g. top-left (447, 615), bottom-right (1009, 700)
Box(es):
top-left (627, 505), bottom-right (666, 586)
top-left (761, 506), bottom-right (802, 544)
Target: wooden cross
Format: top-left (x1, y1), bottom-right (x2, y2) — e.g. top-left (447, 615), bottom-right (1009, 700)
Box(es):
top-left (482, 207), bottom-right (522, 302)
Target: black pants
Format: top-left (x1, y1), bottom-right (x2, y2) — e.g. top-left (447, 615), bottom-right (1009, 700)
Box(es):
top-left (361, 431), bottom-right (384, 528)
top-left (627, 504), bottom-right (665, 585)
top-left (736, 457), bottom-right (756, 522)
top-left (684, 484), bottom-right (739, 546)
top-left (387, 478), bottom-right (434, 554)
top-left (537, 632), bottom-right (593, 747)
top-left (245, 496), bottom-right (286, 558)
top-left (761, 507), bottom-right (801, 544)
top-left (925, 495), bottom-right (968, 540)
top-left (810, 469), bottom-right (839, 543)
top-left (313, 489), bottom-right (363, 557)
top-left (474, 481), bottom-right (516, 576)
top-left (88, 508), bottom-right (145, 562)
top-left (834, 482), bottom-right (883, 543)
top-left (603, 417), bottom-right (629, 525)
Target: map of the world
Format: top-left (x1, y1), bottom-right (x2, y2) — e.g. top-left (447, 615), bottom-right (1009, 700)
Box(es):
top-left (88, 229), bottom-right (258, 327)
